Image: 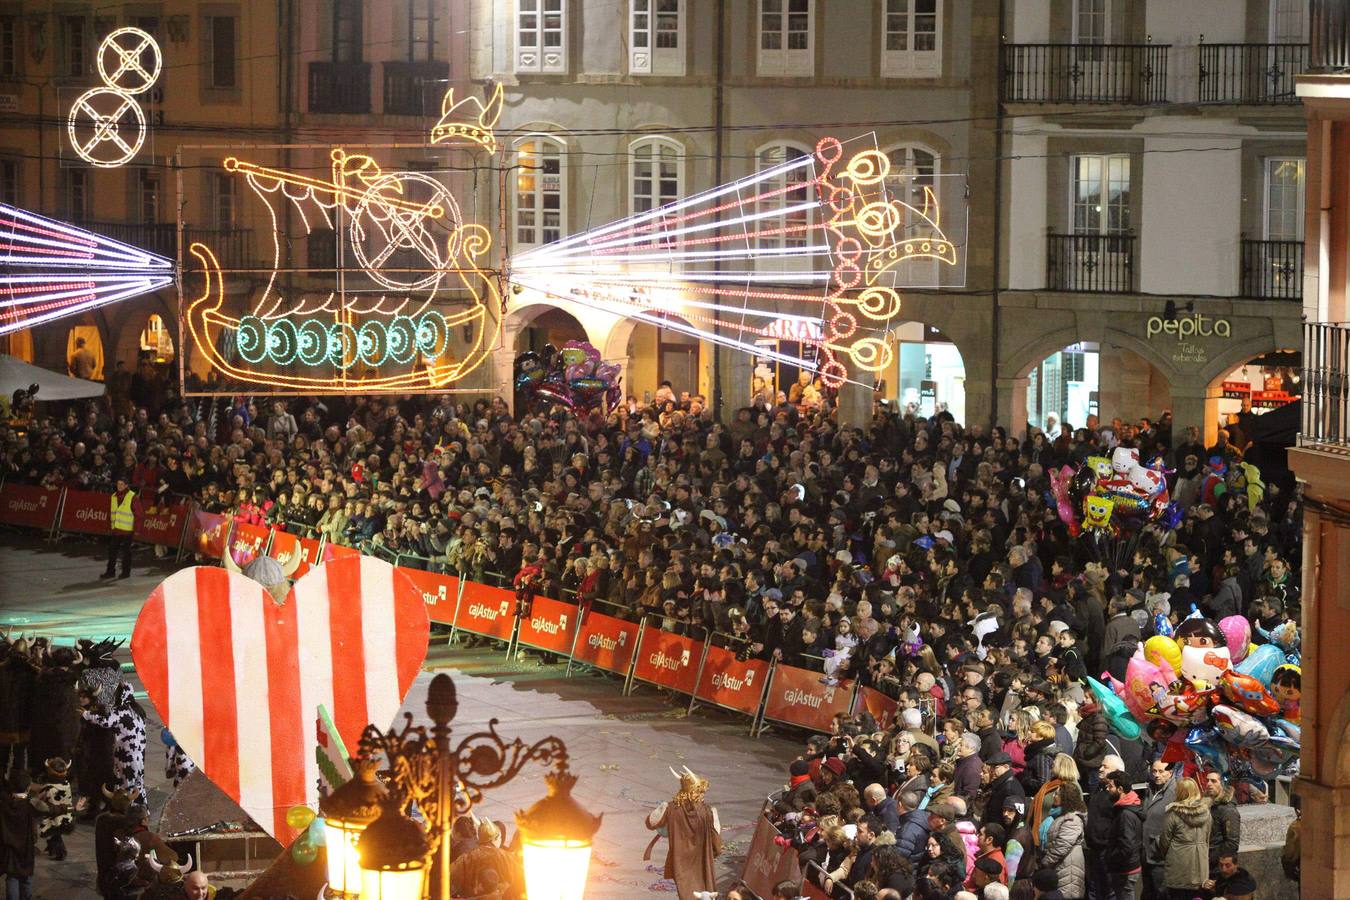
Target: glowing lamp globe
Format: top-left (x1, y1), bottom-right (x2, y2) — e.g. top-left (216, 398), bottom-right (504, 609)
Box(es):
top-left (515, 770), bottom-right (602, 900)
top-left (357, 800), bottom-right (430, 900)
top-left (318, 758), bottom-right (387, 896)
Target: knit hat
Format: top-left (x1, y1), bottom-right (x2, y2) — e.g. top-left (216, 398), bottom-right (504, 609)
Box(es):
top-left (822, 757), bottom-right (847, 778)
top-left (790, 760), bottom-right (811, 777)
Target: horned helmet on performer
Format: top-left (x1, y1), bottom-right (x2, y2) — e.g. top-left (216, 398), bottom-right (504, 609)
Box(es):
top-left (145, 850), bottom-right (194, 885)
top-left (223, 547), bottom-right (302, 603)
top-left (669, 766), bottom-right (709, 805)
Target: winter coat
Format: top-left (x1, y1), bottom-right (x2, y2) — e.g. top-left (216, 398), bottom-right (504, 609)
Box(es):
top-left (1073, 710), bottom-right (1110, 774)
top-left (895, 808), bottom-right (930, 862)
top-left (1209, 796), bottom-right (1241, 866)
top-left (1040, 810), bottom-right (1087, 899)
top-left (0, 792), bottom-right (35, 879)
top-left (1104, 791), bottom-right (1145, 874)
top-left (986, 770), bottom-right (1026, 826)
top-left (1102, 615), bottom-right (1141, 660)
top-left (1141, 778), bottom-right (1177, 865)
top-left (1209, 577), bottom-right (1243, 621)
top-left (27, 665), bottom-right (81, 766)
top-left (956, 819), bottom-right (979, 875)
top-left (1019, 738), bottom-right (1059, 797)
top-left (1086, 786), bottom-right (1117, 850)
top-left (1157, 797), bottom-right (1212, 889)
top-left (0, 657), bottom-right (36, 743)
top-left (953, 752), bottom-right (983, 799)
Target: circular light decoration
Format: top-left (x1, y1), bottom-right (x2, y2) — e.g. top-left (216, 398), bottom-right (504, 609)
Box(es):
top-left (267, 317), bottom-right (299, 365)
top-left (297, 319), bottom-right (329, 367)
top-left (328, 321), bottom-right (358, 369)
top-left (350, 171), bottom-right (459, 293)
top-left (236, 316), bottom-right (267, 364)
top-left (415, 312), bottom-right (449, 358)
top-left (357, 320), bottom-right (389, 366)
top-left (386, 315), bottom-right (418, 365)
top-left (68, 27), bottom-right (161, 169)
top-left (96, 28), bottom-right (163, 95)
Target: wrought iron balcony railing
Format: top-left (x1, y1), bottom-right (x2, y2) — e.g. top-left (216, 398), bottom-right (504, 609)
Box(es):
top-left (81, 220), bottom-right (254, 273)
top-left (1047, 232), bottom-right (1137, 293)
top-left (383, 60), bottom-right (449, 116)
top-left (1240, 238), bottom-right (1304, 300)
top-left (308, 61), bottom-right (371, 114)
top-left (1003, 43), bottom-right (1170, 104)
top-left (1198, 43), bottom-right (1309, 103)
top-left (1303, 322), bottom-right (1350, 447)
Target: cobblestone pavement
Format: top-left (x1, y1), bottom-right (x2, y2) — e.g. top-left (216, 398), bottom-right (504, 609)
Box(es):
top-left (0, 535), bottom-right (800, 898)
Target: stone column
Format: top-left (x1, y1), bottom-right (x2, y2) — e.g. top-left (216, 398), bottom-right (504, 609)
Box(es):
top-left (715, 346), bottom-right (752, 423)
top-left (1168, 381), bottom-right (1222, 447)
top-left (996, 376), bottom-right (1029, 438)
top-left (837, 374), bottom-right (874, 429)
top-left (1289, 446), bottom-right (1350, 900)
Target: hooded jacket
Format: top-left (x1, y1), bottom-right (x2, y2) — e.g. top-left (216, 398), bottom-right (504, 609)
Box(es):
top-left (1208, 791), bottom-right (1241, 866)
top-left (1158, 796), bottom-right (1212, 889)
top-left (1105, 790), bottom-right (1145, 874)
top-left (1040, 810), bottom-right (1086, 899)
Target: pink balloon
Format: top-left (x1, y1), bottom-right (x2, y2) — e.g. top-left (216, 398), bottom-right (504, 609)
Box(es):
top-left (1217, 616), bottom-right (1251, 663)
top-left (1122, 648), bottom-right (1176, 721)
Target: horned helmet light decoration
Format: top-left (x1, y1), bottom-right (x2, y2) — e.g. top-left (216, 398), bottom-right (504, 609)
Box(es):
top-left (431, 82), bottom-right (505, 155)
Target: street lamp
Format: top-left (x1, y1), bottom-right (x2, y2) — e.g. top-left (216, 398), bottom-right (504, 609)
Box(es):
top-left (319, 757), bottom-right (387, 897)
top-left (357, 798), bottom-right (430, 900)
top-left (516, 769), bottom-right (603, 900)
top-left (355, 672), bottom-right (600, 900)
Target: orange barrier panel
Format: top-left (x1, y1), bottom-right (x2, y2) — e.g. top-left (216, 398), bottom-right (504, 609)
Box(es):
top-left (853, 685), bottom-right (899, 731)
top-left (630, 626), bottom-right (704, 695)
top-left (694, 644), bottom-right (770, 716)
top-left (760, 664), bottom-right (856, 734)
top-left (0, 484), bottom-right (61, 530)
top-left (58, 488), bottom-right (112, 536)
top-left (570, 611), bottom-right (640, 675)
top-left (453, 580), bottom-right (517, 640)
top-left (516, 596), bottom-right (580, 655)
top-left (394, 566), bottom-right (460, 623)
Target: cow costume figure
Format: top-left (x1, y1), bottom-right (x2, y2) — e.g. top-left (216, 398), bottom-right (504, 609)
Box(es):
top-left (645, 766), bottom-right (722, 900)
top-left (29, 756), bottom-right (74, 860)
top-left (80, 683), bottom-right (146, 805)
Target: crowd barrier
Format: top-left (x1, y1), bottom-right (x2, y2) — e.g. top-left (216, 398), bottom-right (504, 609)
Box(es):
top-left (0, 486), bottom-right (904, 738)
top-left (740, 801), bottom-right (804, 900)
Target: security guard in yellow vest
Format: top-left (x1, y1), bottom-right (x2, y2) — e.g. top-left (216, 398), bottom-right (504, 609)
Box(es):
top-left (102, 475), bottom-right (137, 579)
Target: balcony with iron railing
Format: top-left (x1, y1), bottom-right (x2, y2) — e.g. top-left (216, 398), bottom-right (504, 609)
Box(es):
top-left (383, 60), bottom-right (449, 116)
top-left (308, 61), bottom-right (371, 114)
top-left (1046, 232), bottom-right (1137, 293)
top-left (1198, 43), bottom-right (1309, 103)
top-left (1240, 238), bottom-right (1304, 300)
top-left (1002, 43), bottom-right (1171, 104)
top-left (80, 220), bottom-right (255, 273)
top-left (1303, 322), bottom-right (1350, 448)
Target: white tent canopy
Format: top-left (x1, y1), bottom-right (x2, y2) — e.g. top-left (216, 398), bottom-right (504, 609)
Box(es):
top-left (0, 354), bottom-right (104, 401)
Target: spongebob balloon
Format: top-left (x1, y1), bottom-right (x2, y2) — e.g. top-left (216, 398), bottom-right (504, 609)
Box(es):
top-left (1083, 495), bottom-right (1115, 532)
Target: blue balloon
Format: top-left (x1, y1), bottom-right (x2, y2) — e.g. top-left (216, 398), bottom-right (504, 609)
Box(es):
top-left (1185, 725), bottom-right (1229, 771)
top-left (1236, 644), bottom-right (1284, 687)
top-left (306, 817), bottom-right (326, 847)
top-left (160, 728), bottom-right (177, 749)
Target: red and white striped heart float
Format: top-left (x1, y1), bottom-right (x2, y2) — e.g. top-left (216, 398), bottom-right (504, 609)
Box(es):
top-left (131, 554), bottom-right (429, 842)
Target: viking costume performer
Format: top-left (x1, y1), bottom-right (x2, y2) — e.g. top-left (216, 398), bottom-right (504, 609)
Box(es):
top-left (0, 640), bottom-right (36, 777)
top-left (645, 767), bottom-right (722, 900)
top-left (222, 547), bottom-right (302, 604)
top-left (81, 683), bottom-right (146, 805)
top-left (27, 647), bottom-right (82, 779)
top-left (29, 757), bottom-right (73, 860)
top-left (140, 851), bottom-right (195, 900)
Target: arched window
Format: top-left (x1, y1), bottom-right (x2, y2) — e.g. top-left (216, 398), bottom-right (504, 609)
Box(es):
top-left (630, 137), bottom-right (683, 215)
top-left (514, 135), bottom-right (566, 247)
top-left (754, 142), bottom-right (815, 254)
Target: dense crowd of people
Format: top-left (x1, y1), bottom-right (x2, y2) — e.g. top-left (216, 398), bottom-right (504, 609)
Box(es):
top-left (0, 377), bottom-right (1307, 899)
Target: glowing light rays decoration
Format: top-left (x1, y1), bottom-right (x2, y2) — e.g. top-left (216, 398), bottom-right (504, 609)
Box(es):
top-left (0, 203), bottom-right (173, 336)
top-left (512, 134), bottom-right (964, 388)
top-left (67, 28), bottom-right (161, 168)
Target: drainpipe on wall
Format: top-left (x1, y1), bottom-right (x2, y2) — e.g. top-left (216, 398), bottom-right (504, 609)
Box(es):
top-left (712, 0), bottom-right (726, 421)
top-left (990, 0), bottom-right (1006, 430)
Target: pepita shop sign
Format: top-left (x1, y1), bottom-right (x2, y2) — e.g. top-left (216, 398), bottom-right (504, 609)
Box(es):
top-left (1146, 314), bottom-right (1231, 340)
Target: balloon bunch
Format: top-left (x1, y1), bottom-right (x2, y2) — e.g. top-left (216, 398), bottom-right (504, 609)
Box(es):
top-left (1049, 447), bottom-right (1181, 567)
top-left (1094, 610), bottom-right (1301, 784)
top-left (514, 341), bottom-right (622, 414)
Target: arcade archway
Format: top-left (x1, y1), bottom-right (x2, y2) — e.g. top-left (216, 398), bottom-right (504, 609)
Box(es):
top-left (619, 315), bottom-right (702, 402)
top-left (1023, 341), bottom-right (1170, 436)
top-left (513, 307), bottom-right (588, 354)
top-left (885, 322), bottom-right (967, 423)
top-left (139, 313), bottom-right (175, 363)
top-left (66, 320), bottom-right (105, 381)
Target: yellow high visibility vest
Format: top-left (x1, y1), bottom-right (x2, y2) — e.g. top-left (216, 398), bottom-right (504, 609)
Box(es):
top-left (111, 491), bottom-right (136, 532)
